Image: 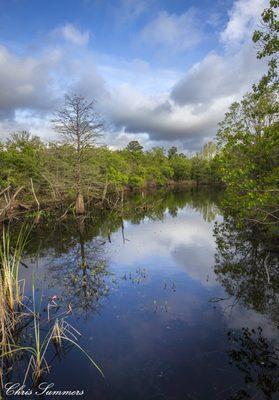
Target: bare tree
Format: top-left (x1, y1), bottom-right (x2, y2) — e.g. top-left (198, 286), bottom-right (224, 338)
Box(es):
top-left (52, 94), bottom-right (103, 214)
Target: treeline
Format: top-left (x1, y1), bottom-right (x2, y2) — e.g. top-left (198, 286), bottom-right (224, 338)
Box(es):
top-left (0, 133), bottom-right (220, 208)
top-left (0, 0), bottom-right (278, 225)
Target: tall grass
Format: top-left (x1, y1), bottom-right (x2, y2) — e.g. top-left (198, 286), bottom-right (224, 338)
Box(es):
top-left (0, 226), bottom-right (104, 387)
top-left (1, 288), bottom-right (104, 384)
top-left (0, 225), bottom-right (28, 311)
top-left (0, 225), bottom-right (29, 372)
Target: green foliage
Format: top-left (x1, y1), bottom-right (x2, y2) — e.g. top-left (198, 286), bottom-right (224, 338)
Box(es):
top-left (0, 131), bottom-right (44, 189)
top-left (253, 0), bottom-right (279, 90)
top-left (200, 141), bottom-right (216, 161)
top-left (217, 83), bottom-right (279, 225)
top-left (170, 154), bottom-right (191, 181)
top-left (216, 0), bottom-right (279, 227)
top-left (126, 140), bottom-right (143, 153)
top-left (253, 0), bottom-right (279, 59)
top-left (167, 146), bottom-right (178, 159)
top-left (0, 131), bottom-right (219, 206)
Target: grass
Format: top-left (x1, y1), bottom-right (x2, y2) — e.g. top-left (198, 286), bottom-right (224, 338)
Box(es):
top-left (0, 225), bottom-right (29, 310)
top-left (0, 226), bottom-right (104, 388)
top-left (0, 224), bottom-right (29, 376)
top-left (51, 318), bottom-right (105, 378)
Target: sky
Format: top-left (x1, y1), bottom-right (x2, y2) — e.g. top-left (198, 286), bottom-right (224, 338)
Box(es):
top-left (0, 0), bottom-right (268, 152)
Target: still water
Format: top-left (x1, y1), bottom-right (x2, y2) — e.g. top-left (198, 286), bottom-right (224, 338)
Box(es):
top-left (12, 188), bottom-right (279, 399)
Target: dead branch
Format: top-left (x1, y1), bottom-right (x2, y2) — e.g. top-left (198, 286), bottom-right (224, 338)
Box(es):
top-left (30, 178), bottom-right (40, 211)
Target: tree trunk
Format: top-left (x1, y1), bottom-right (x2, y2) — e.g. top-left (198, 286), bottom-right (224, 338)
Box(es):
top-left (76, 192), bottom-right (85, 214)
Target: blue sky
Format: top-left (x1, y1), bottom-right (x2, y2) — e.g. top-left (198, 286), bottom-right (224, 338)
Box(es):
top-left (0, 0), bottom-right (268, 151)
top-left (0, 0), bottom-right (229, 64)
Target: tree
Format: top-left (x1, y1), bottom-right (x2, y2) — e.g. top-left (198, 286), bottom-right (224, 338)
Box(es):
top-left (168, 146), bottom-right (178, 159)
top-left (145, 147), bottom-right (173, 185)
top-left (126, 140), bottom-right (143, 153)
top-left (252, 0), bottom-right (279, 90)
top-left (200, 142), bottom-right (216, 161)
top-left (52, 94), bottom-right (103, 214)
top-left (1, 131), bottom-right (44, 189)
top-left (216, 0), bottom-right (279, 226)
top-left (191, 156), bottom-right (209, 185)
top-left (217, 90), bottom-right (279, 224)
top-left (6, 131), bottom-right (42, 149)
top-left (170, 154), bottom-right (191, 181)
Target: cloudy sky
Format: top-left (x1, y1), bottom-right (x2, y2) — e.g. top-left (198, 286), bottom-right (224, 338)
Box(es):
top-left (0, 0), bottom-right (268, 151)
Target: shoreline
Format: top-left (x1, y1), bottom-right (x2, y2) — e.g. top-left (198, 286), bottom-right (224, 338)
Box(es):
top-left (0, 182), bottom-right (223, 222)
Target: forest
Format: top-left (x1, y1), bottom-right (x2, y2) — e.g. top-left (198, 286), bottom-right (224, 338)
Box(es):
top-left (0, 131), bottom-right (220, 210)
top-left (0, 1), bottom-right (278, 226)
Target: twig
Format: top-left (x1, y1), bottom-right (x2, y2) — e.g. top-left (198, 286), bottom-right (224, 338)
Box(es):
top-left (57, 202), bottom-right (75, 221)
top-left (0, 186), bottom-right (11, 197)
top-left (0, 186), bottom-right (24, 217)
top-left (30, 178), bottom-right (40, 211)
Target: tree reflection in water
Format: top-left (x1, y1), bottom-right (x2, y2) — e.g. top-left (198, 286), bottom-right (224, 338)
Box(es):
top-left (227, 327), bottom-right (279, 400)
top-left (214, 217), bottom-right (279, 399)
top-left (48, 217), bottom-right (112, 316)
top-left (17, 188), bottom-right (221, 318)
top-left (214, 217), bottom-right (279, 322)
top-left (5, 187), bottom-right (278, 397)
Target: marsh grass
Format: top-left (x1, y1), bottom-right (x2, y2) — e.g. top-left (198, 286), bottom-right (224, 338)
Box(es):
top-left (2, 293), bottom-right (104, 384)
top-left (0, 224), bottom-right (30, 374)
top-left (0, 227), bottom-right (104, 388)
top-left (51, 318), bottom-right (105, 378)
top-left (0, 225), bottom-right (29, 310)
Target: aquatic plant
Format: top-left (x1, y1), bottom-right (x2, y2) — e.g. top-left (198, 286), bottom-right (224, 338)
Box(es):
top-left (0, 225), bottom-right (28, 311)
top-left (0, 225), bottom-right (29, 372)
top-left (0, 228), bottom-right (104, 388)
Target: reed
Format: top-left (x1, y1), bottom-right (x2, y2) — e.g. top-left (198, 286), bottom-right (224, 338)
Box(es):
top-left (51, 318), bottom-right (104, 378)
top-left (1, 302), bottom-right (104, 384)
top-left (0, 225), bottom-right (28, 311)
top-left (0, 228), bottom-right (104, 386)
top-left (0, 225), bottom-right (29, 362)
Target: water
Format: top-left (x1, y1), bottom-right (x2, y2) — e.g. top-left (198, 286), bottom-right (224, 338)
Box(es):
top-left (8, 188), bottom-right (279, 399)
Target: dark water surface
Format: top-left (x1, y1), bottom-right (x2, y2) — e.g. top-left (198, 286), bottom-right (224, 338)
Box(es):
top-left (10, 188), bottom-right (279, 399)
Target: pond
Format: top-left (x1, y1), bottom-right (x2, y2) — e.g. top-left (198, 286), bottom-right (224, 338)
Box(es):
top-left (6, 188), bottom-right (279, 399)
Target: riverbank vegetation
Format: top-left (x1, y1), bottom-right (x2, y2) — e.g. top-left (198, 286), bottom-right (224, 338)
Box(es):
top-left (0, 224), bottom-right (104, 387)
top-left (0, 130), bottom-right (220, 219)
top-left (216, 0), bottom-right (278, 229)
top-left (1, 2), bottom-right (277, 223)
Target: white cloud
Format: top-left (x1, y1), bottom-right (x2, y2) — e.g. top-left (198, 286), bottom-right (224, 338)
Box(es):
top-left (100, 83), bottom-right (226, 148)
top-left (0, 45), bottom-right (61, 120)
top-left (116, 0), bottom-right (149, 24)
top-left (221, 303), bottom-right (279, 341)
top-left (0, 41), bottom-right (106, 140)
top-left (59, 24), bottom-right (90, 46)
top-left (0, 0), bottom-right (269, 150)
top-left (108, 208), bottom-right (218, 283)
top-left (169, 0), bottom-right (267, 138)
top-left (97, 56), bottom-right (179, 93)
top-left (108, 0), bottom-right (268, 147)
top-left (221, 0), bottom-right (268, 44)
top-left (0, 110), bottom-right (57, 141)
top-left (171, 44), bottom-right (266, 107)
top-left (140, 9), bottom-right (202, 52)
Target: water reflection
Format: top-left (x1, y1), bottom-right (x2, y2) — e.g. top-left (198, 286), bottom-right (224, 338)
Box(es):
top-left (48, 217), bottom-right (111, 316)
top-left (214, 217), bottom-right (279, 324)
top-left (3, 187), bottom-right (278, 400)
top-left (10, 187), bottom-right (222, 255)
top-left (227, 327), bottom-right (279, 400)
top-left (214, 217), bottom-right (279, 399)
